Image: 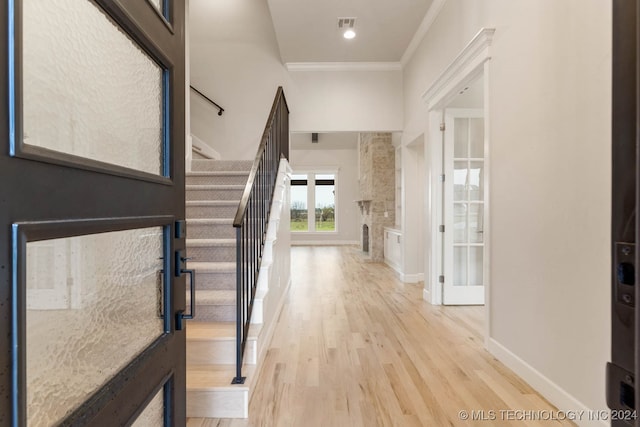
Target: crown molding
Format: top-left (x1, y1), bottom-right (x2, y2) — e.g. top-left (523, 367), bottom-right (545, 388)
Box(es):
top-left (421, 28), bottom-right (495, 109)
top-left (400, 0), bottom-right (448, 67)
top-left (286, 62), bottom-right (402, 72)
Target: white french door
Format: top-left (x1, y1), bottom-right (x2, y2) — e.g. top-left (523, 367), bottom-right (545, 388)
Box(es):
top-left (442, 110), bottom-right (486, 305)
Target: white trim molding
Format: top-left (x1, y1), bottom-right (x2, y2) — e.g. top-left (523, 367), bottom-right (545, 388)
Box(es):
top-left (401, 0), bottom-right (448, 66)
top-left (488, 339), bottom-right (607, 427)
top-left (191, 134), bottom-right (221, 160)
top-left (421, 28), bottom-right (495, 109)
top-left (286, 62), bottom-right (402, 72)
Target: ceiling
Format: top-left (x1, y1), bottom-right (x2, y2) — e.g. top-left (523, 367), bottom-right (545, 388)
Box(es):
top-left (267, 0), bottom-right (434, 63)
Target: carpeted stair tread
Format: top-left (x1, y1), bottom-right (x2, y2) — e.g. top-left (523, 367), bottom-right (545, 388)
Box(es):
top-left (187, 261), bottom-right (236, 272)
top-left (186, 200), bottom-right (239, 206)
top-left (186, 185), bottom-right (246, 191)
top-left (187, 238), bottom-right (236, 247)
top-left (187, 218), bottom-right (234, 225)
top-left (191, 160), bottom-right (254, 172)
top-left (188, 289), bottom-right (235, 305)
top-left (187, 171), bottom-right (250, 177)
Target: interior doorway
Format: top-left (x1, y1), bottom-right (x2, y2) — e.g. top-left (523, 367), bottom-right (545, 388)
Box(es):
top-left (421, 29), bottom-right (493, 344)
top-left (442, 94), bottom-right (486, 305)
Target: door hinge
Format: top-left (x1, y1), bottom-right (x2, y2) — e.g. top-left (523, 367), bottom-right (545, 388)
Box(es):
top-left (440, 122), bottom-right (446, 132)
top-left (439, 275), bottom-right (445, 283)
top-left (439, 174), bottom-right (445, 182)
top-left (439, 225), bottom-right (445, 232)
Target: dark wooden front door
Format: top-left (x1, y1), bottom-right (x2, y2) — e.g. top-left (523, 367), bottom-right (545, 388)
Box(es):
top-left (0, 1), bottom-right (186, 425)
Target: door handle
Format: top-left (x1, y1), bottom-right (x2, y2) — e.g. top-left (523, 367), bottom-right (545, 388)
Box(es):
top-left (175, 250), bottom-right (195, 331)
top-left (176, 268), bottom-right (195, 330)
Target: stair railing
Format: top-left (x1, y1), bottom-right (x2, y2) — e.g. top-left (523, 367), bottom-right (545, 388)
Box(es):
top-left (190, 85), bottom-right (225, 116)
top-left (231, 87), bottom-right (289, 384)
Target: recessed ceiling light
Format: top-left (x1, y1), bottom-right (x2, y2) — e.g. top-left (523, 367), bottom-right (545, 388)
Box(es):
top-left (343, 29), bottom-right (356, 39)
top-left (337, 17), bottom-right (356, 40)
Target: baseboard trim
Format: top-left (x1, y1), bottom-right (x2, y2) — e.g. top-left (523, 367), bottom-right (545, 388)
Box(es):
top-left (400, 272), bottom-right (424, 283)
top-left (385, 261), bottom-right (424, 284)
top-left (423, 288), bottom-right (430, 302)
top-left (291, 240), bottom-right (358, 246)
top-left (487, 338), bottom-right (607, 427)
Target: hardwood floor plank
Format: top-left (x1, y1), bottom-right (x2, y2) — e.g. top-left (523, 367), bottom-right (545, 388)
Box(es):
top-left (188, 246), bottom-right (575, 427)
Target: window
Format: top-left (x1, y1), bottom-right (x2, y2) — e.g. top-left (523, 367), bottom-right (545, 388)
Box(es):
top-left (290, 172), bottom-right (336, 232)
top-left (290, 174), bottom-right (308, 231)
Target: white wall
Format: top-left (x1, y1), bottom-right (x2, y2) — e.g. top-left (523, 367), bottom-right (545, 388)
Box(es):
top-left (403, 0), bottom-right (611, 417)
top-left (289, 139), bottom-right (360, 245)
top-left (189, 0), bottom-right (404, 160)
top-left (286, 69), bottom-right (404, 133)
top-left (190, 0), bottom-right (289, 160)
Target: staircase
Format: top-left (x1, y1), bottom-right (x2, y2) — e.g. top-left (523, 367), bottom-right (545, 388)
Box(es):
top-left (185, 87), bottom-right (291, 419)
top-left (185, 159), bottom-right (261, 418)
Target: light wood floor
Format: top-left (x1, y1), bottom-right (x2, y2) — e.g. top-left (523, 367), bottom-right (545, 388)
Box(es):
top-left (187, 246), bottom-right (575, 427)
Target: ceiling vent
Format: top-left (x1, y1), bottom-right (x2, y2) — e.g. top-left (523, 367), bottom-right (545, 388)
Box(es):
top-left (337, 17), bottom-right (356, 30)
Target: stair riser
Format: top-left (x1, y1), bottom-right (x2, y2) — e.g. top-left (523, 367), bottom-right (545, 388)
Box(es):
top-left (187, 175), bottom-right (249, 185)
top-left (188, 245), bottom-right (236, 263)
top-left (193, 304), bottom-right (236, 322)
top-left (187, 189), bottom-right (244, 201)
top-left (187, 339), bottom-right (256, 365)
top-left (191, 160), bottom-right (253, 172)
top-left (187, 390), bottom-right (248, 418)
top-left (187, 223), bottom-right (235, 239)
top-left (187, 205), bottom-right (237, 219)
top-left (195, 271), bottom-right (236, 290)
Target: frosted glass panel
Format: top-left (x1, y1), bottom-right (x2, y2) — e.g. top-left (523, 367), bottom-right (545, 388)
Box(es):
top-left (26, 227), bottom-right (165, 426)
top-left (454, 118), bottom-right (468, 158)
top-left (469, 204), bottom-right (484, 243)
top-left (132, 388), bottom-right (164, 427)
top-left (469, 161), bottom-right (484, 201)
top-left (453, 161), bottom-right (467, 201)
top-left (469, 118), bottom-right (484, 158)
top-left (453, 246), bottom-right (467, 286)
top-left (469, 247), bottom-right (484, 286)
top-left (453, 203), bottom-right (467, 244)
top-left (23, 0), bottom-right (164, 175)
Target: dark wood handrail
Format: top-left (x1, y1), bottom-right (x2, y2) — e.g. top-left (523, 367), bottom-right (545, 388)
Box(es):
top-left (190, 85), bottom-right (225, 116)
top-left (233, 87), bottom-right (289, 227)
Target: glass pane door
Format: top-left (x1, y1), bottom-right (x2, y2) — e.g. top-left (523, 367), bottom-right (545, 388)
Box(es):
top-left (444, 115), bottom-right (486, 305)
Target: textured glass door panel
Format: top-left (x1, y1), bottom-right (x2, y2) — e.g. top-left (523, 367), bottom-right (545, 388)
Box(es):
top-left (26, 227), bottom-right (165, 426)
top-left (23, 0), bottom-right (164, 176)
top-left (131, 387), bottom-right (164, 427)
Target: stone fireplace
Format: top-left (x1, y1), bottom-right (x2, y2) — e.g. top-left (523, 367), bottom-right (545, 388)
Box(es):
top-left (362, 224), bottom-right (369, 253)
top-left (357, 133), bottom-right (395, 261)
